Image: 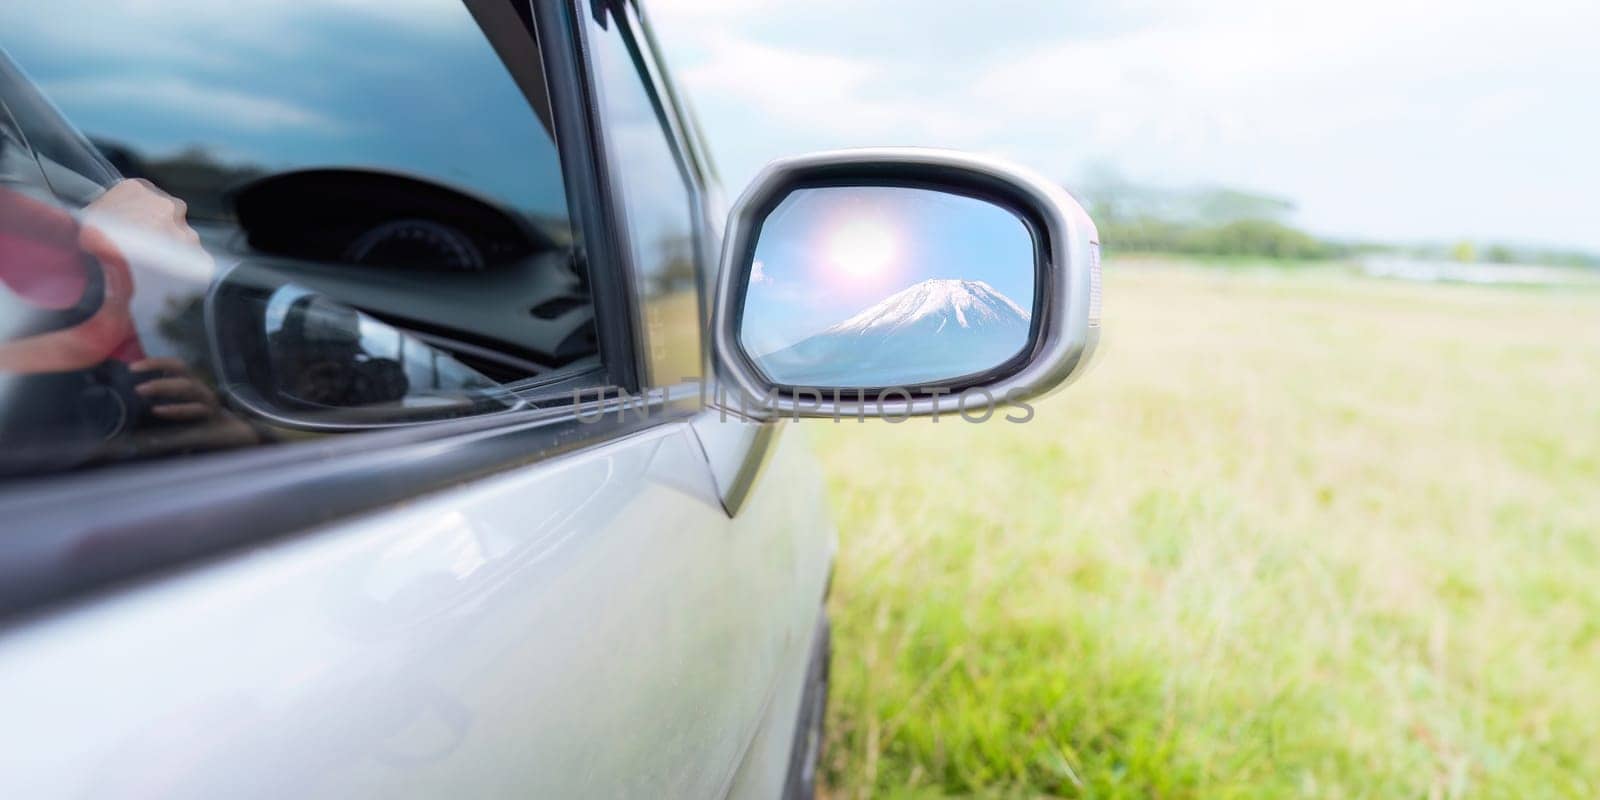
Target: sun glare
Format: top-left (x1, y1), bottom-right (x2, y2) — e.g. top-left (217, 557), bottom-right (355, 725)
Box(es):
top-left (823, 218), bottom-right (898, 283)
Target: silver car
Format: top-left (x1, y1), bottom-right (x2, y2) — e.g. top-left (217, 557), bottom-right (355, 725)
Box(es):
top-left (0, 1), bottom-right (1098, 796)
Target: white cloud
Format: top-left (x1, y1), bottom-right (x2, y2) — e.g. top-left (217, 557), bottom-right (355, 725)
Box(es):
top-left (678, 33), bottom-right (990, 144)
top-left (43, 77), bottom-right (346, 134)
top-left (653, 0), bottom-right (1600, 249)
top-left (8, 0), bottom-right (485, 73)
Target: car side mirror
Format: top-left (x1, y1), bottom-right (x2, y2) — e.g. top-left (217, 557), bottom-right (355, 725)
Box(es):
top-left (712, 148), bottom-right (1100, 418)
top-left (205, 264), bottom-right (521, 429)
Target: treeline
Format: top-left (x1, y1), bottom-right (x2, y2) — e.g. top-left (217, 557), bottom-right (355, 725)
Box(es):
top-left (1074, 168), bottom-right (1600, 267)
top-left (1095, 216), bottom-right (1333, 260)
top-left (1077, 171), bottom-right (1336, 260)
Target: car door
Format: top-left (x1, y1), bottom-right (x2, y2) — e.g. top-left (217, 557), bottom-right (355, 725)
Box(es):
top-left (0, 1), bottom-right (796, 796)
top-left (576, 1), bottom-right (837, 795)
top-left (583, 2), bottom-right (839, 795)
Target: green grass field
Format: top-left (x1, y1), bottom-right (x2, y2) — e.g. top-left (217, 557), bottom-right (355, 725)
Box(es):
top-left (809, 260), bottom-right (1600, 798)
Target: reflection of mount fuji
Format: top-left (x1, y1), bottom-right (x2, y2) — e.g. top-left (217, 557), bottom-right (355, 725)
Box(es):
top-left (760, 278), bottom-right (1032, 386)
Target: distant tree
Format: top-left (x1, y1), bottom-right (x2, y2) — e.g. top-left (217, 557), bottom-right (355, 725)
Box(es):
top-left (90, 139), bottom-right (265, 220)
top-left (1097, 217), bottom-right (1188, 254)
top-left (1451, 240), bottom-right (1477, 263)
top-left (1074, 170), bottom-right (1329, 260)
top-left (650, 233), bottom-right (698, 294)
top-left (1182, 219), bottom-right (1328, 259)
top-left (1188, 187), bottom-right (1296, 226)
top-left (1098, 216), bottom-right (1331, 260)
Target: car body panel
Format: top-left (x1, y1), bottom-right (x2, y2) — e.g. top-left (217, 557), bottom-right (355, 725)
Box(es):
top-left (0, 418), bottom-right (831, 797)
top-left (717, 422), bottom-right (836, 798)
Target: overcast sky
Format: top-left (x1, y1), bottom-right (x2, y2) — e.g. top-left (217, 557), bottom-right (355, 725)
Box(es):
top-left (650, 0), bottom-right (1600, 251)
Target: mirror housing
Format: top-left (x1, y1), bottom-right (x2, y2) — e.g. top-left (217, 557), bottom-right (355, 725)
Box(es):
top-left (204, 263), bottom-right (521, 430)
top-left (712, 148), bottom-right (1100, 418)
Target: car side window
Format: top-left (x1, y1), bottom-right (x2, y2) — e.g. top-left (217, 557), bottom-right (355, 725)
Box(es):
top-left (585, 2), bottom-right (704, 389)
top-left (0, 2), bottom-right (602, 479)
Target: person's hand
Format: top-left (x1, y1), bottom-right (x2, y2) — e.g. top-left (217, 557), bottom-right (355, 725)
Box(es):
top-left (0, 181), bottom-right (163, 373)
top-left (129, 357), bottom-right (258, 451)
top-left (82, 179), bottom-right (202, 249)
top-left (131, 357), bottom-right (224, 422)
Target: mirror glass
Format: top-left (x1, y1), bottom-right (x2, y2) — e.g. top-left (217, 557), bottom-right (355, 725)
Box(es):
top-left (211, 275), bottom-right (520, 426)
top-left (739, 185), bottom-right (1037, 388)
top-left (261, 288), bottom-right (514, 414)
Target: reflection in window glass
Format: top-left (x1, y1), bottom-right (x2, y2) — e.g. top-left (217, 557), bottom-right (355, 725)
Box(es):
top-left (4, 0), bottom-right (569, 225)
top-left (0, 2), bottom-right (596, 480)
top-left (588, 7), bottom-right (703, 386)
top-left (256, 288), bottom-right (515, 417)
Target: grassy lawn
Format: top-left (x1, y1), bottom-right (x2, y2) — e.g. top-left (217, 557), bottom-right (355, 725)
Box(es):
top-left (810, 260), bottom-right (1600, 798)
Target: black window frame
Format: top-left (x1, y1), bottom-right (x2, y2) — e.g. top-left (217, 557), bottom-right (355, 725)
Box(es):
top-left (574, 0), bottom-right (714, 391)
top-left (0, 0), bottom-right (702, 622)
top-left (630, 0), bottom-right (728, 359)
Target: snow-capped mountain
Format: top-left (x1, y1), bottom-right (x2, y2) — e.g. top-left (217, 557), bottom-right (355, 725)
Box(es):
top-left (758, 279), bottom-right (1032, 386)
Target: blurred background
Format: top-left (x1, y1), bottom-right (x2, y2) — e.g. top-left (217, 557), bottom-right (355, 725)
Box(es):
top-left (652, 1), bottom-right (1600, 796)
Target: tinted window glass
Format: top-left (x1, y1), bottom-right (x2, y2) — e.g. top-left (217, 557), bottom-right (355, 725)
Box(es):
top-left (587, 5), bottom-right (702, 386)
top-left (0, 2), bottom-right (600, 479)
top-left (4, 1), bottom-right (569, 224)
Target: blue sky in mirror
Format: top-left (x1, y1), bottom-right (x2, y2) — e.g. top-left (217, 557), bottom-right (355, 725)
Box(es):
top-left (741, 186), bottom-right (1035, 386)
top-left (3, 0), bottom-right (569, 222)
